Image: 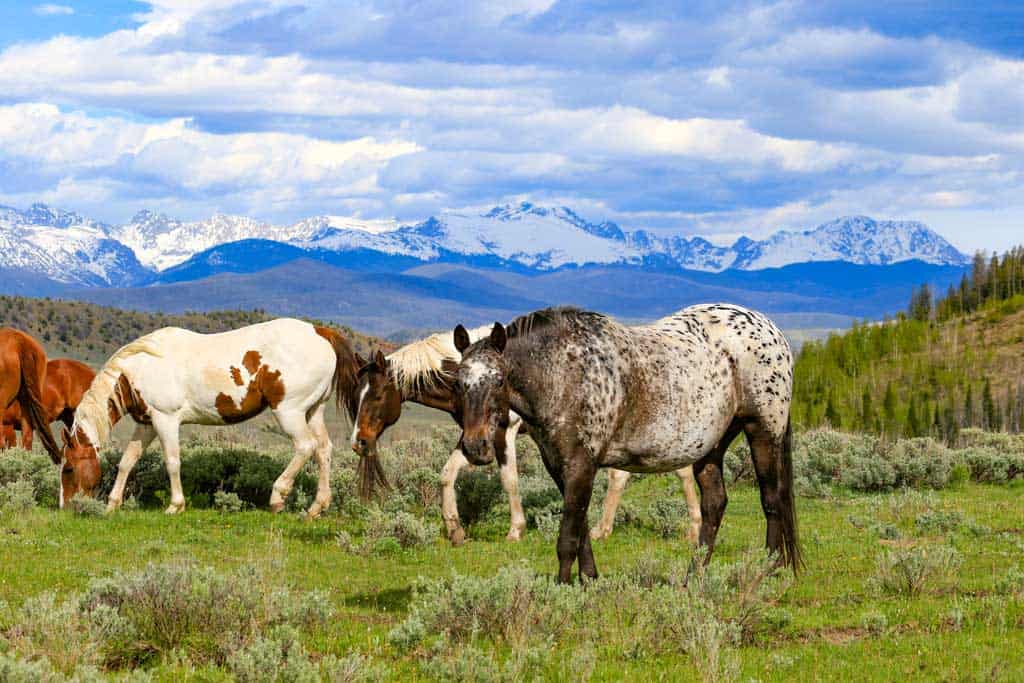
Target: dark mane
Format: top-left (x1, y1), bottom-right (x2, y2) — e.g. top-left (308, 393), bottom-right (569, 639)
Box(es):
top-left (505, 307), bottom-right (606, 340)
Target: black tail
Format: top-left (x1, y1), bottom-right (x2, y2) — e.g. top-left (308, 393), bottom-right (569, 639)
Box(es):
top-left (19, 349), bottom-right (60, 463)
top-left (778, 419), bottom-right (803, 572)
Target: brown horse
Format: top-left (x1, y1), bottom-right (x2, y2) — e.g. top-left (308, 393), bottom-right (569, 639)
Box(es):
top-left (2, 359), bottom-right (95, 450)
top-left (0, 330), bottom-right (78, 482)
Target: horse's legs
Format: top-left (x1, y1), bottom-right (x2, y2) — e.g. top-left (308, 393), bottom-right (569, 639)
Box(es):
top-left (744, 419), bottom-right (799, 569)
top-left (107, 423), bottom-right (157, 511)
top-left (440, 447), bottom-right (470, 545)
top-left (151, 413), bottom-right (185, 514)
top-left (590, 468), bottom-right (630, 540)
top-left (693, 422), bottom-right (742, 562)
top-left (305, 403), bottom-right (333, 519)
top-left (19, 417), bottom-right (32, 451)
top-left (674, 465), bottom-right (702, 543)
top-left (500, 420), bottom-right (526, 541)
top-left (560, 456), bottom-right (598, 583)
top-left (269, 410), bottom-right (317, 513)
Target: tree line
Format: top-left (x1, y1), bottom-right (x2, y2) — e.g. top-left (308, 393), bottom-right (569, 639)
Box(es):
top-left (794, 246), bottom-right (1024, 441)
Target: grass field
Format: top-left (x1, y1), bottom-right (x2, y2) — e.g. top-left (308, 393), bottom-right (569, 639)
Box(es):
top-left (2, 447), bottom-right (1022, 681)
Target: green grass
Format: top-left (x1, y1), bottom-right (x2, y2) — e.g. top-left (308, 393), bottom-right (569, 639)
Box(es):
top-left (2, 478), bottom-right (1022, 681)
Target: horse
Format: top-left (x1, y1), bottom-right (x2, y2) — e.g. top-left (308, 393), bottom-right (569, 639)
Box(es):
top-left (2, 359), bottom-right (95, 450)
top-left (60, 318), bottom-right (361, 514)
top-left (350, 327), bottom-right (526, 544)
top-left (453, 304), bottom-right (799, 584)
top-left (352, 327), bottom-right (703, 545)
top-left (0, 328), bottom-right (66, 466)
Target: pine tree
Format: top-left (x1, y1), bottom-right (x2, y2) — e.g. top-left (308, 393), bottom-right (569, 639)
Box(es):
top-left (906, 395), bottom-right (920, 437)
top-left (883, 383), bottom-right (898, 432)
top-left (963, 384), bottom-right (975, 428)
top-left (982, 378), bottom-right (998, 431)
top-left (825, 391), bottom-right (842, 429)
top-left (860, 387), bottom-right (875, 432)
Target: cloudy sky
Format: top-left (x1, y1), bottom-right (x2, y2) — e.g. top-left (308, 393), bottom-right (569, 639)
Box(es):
top-left (1, 1), bottom-right (1022, 250)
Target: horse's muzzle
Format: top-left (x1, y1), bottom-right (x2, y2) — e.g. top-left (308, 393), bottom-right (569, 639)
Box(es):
top-left (461, 436), bottom-right (496, 466)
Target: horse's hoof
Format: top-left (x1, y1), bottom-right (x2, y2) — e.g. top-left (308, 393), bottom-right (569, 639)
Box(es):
top-left (164, 504), bottom-right (184, 514)
top-left (450, 528), bottom-right (466, 546)
top-left (269, 501), bottom-right (285, 513)
top-left (506, 530), bottom-right (522, 542)
top-left (590, 527), bottom-right (609, 541)
top-left (105, 500), bottom-right (121, 514)
top-left (305, 504), bottom-right (323, 519)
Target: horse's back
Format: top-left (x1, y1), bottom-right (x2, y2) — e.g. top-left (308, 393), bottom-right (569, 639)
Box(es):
top-left (656, 304), bottom-right (793, 436)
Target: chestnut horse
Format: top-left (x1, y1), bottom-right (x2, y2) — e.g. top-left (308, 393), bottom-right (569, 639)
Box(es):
top-left (453, 304), bottom-right (799, 583)
top-left (61, 319), bottom-right (361, 514)
top-left (2, 359), bottom-right (94, 450)
top-left (0, 329), bottom-right (64, 465)
top-left (352, 327), bottom-right (702, 544)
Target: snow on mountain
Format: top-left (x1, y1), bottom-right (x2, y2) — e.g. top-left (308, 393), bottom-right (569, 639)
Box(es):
top-left (114, 210), bottom-right (316, 270)
top-left (0, 204), bottom-right (151, 287)
top-left (0, 202), bottom-right (968, 290)
top-left (727, 216), bottom-right (968, 270)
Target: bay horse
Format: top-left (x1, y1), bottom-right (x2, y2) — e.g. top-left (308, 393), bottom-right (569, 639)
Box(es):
top-left (453, 304), bottom-right (800, 583)
top-left (0, 329), bottom-right (65, 466)
top-left (352, 327), bottom-right (702, 545)
top-left (60, 318), bottom-right (361, 515)
top-left (2, 359), bottom-right (95, 450)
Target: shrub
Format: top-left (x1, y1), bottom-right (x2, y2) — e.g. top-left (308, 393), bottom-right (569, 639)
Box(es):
top-left (78, 561), bottom-right (333, 667)
top-left (69, 493), bottom-right (106, 517)
top-left (995, 566), bottom-right (1024, 596)
top-left (365, 510), bottom-right (433, 550)
top-left (956, 447), bottom-right (1024, 483)
top-left (639, 498), bottom-right (689, 538)
top-left (914, 509), bottom-right (965, 535)
top-left (454, 469), bottom-right (503, 527)
top-left (227, 626), bottom-right (318, 683)
top-left (0, 479), bottom-right (36, 513)
top-left (213, 490), bottom-right (244, 513)
top-left (889, 438), bottom-right (952, 489)
top-left (870, 545), bottom-right (962, 596)
top-left (860, 611), bottom-right (888, 634)
top-left (0, 449), bottom-right (57, 506)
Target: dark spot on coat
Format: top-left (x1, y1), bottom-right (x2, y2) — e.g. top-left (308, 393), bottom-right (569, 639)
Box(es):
top-left (230, 366), bottom-right (244, 386)
top-left (242, 350), bottom-right (262, 375)
top-left (216, 358), bottom-right (286, 424)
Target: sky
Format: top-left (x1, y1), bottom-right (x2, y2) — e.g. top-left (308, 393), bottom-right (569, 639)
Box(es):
top-left (0, 1), bottom-right (1022, 251)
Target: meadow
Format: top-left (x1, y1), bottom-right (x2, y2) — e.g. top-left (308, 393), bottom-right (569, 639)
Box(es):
top-left (1, 425), bottom-right (1022, 681)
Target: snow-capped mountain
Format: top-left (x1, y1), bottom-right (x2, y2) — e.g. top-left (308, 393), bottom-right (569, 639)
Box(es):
top-left (113, 210), bottom-right (321, 270)
top-left (0, 204), bottom-right (151, 287)
top-left (297, 203), bottom-right (964, 273)
top-left (0, 202), bottom-right (968, 292)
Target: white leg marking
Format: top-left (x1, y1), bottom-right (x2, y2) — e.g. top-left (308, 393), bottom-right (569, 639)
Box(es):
top-left (107, 424), bottom-right (156, 512)
top-left (440, 448), bottom-right (469, 545)
top-left (591, 469), bottom-right (631, 540)
top-left (272, 410), bottom-right (318, 513)
top-left (675, 465), bottom-right (702, 544)
top-left (500, 420), bottom-right (526, 541)
top-left (306, 404), bottom-right (333, 519)
top-left (151, 413), bottom-right (185, 514)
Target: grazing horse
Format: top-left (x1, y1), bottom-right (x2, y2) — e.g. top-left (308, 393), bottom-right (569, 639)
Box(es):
top-left (2, 359), bottom-right (94, 450)
top-left (351, 327), bottom-right (525, 543)
top-left (453, 304), bottom-right (799, 583)
top-left (0, 329), bottom-right (65, 467)
top-left (60, 319), bottom-right (360, 514)
top-left (352, 327), bottom-right (702, 545)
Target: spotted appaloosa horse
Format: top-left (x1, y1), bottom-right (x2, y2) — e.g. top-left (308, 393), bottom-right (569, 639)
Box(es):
top-left (454, 304), bottom-right (799, 583)
top-left (0, 329), bottom-right (65, 466)
top-left (3, 359), bottom-right (94, 450)
top-left (61, 319), bottom-right (360, 514)
top-left (351, 328), bottom-right (702, 545)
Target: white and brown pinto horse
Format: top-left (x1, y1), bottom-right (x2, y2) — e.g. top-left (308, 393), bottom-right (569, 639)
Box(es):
top-left (61, 319), bottom-right (360, 514)
top-left (454, 304), bottom-right (800, 583)
top-left (352, 326), bottom-right (702, 544)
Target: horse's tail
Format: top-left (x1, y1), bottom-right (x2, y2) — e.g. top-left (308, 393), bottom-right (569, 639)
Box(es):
top-left (18, 346), bottom-right (60, 463)
top-left (778, 418), bottom-right (803, 573)
top-left (314, 326), bottom-right (360, 422)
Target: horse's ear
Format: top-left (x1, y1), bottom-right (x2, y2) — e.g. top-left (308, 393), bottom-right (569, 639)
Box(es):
top-left (60, 425), bottom-right (72, 444)
top-left (374, 349), bottom-right (387, 368)
top-left (489, 322), bottom-right (507, 353)
top-left (453, 324), bottom-right (471, 353)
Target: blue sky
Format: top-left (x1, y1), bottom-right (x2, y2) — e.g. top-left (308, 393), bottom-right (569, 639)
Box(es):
top-left (0, 1), bottom-right (1022, 251)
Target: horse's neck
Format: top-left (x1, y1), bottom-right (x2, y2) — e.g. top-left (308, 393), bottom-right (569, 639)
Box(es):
top-left (403, 379), bottom-right (457, 415)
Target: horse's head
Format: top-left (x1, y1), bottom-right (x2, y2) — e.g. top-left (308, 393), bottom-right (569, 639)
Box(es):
top-left (352, 350), bottom-right (402, 458)
top-left (59, 426), bottom-right (101, 508)
top-left (453, 322), bottom-right (510, 466)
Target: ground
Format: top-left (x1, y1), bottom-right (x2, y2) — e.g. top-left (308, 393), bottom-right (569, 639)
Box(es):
top-left (2, 476), bottom-right (1021, 681)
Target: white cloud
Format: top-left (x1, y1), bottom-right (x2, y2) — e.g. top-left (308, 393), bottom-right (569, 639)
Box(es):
top-left (33, 4), bottom-right (74, 16)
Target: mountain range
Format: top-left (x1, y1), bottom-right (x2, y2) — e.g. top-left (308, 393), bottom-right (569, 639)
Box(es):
top-left (0, 201), bottom-right (971, 336)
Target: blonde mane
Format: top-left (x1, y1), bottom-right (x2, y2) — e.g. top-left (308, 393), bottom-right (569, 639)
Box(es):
top-left (387, 325), bottom-right (492, 395)
top-left (72, 332), bottom-right (166, 446)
